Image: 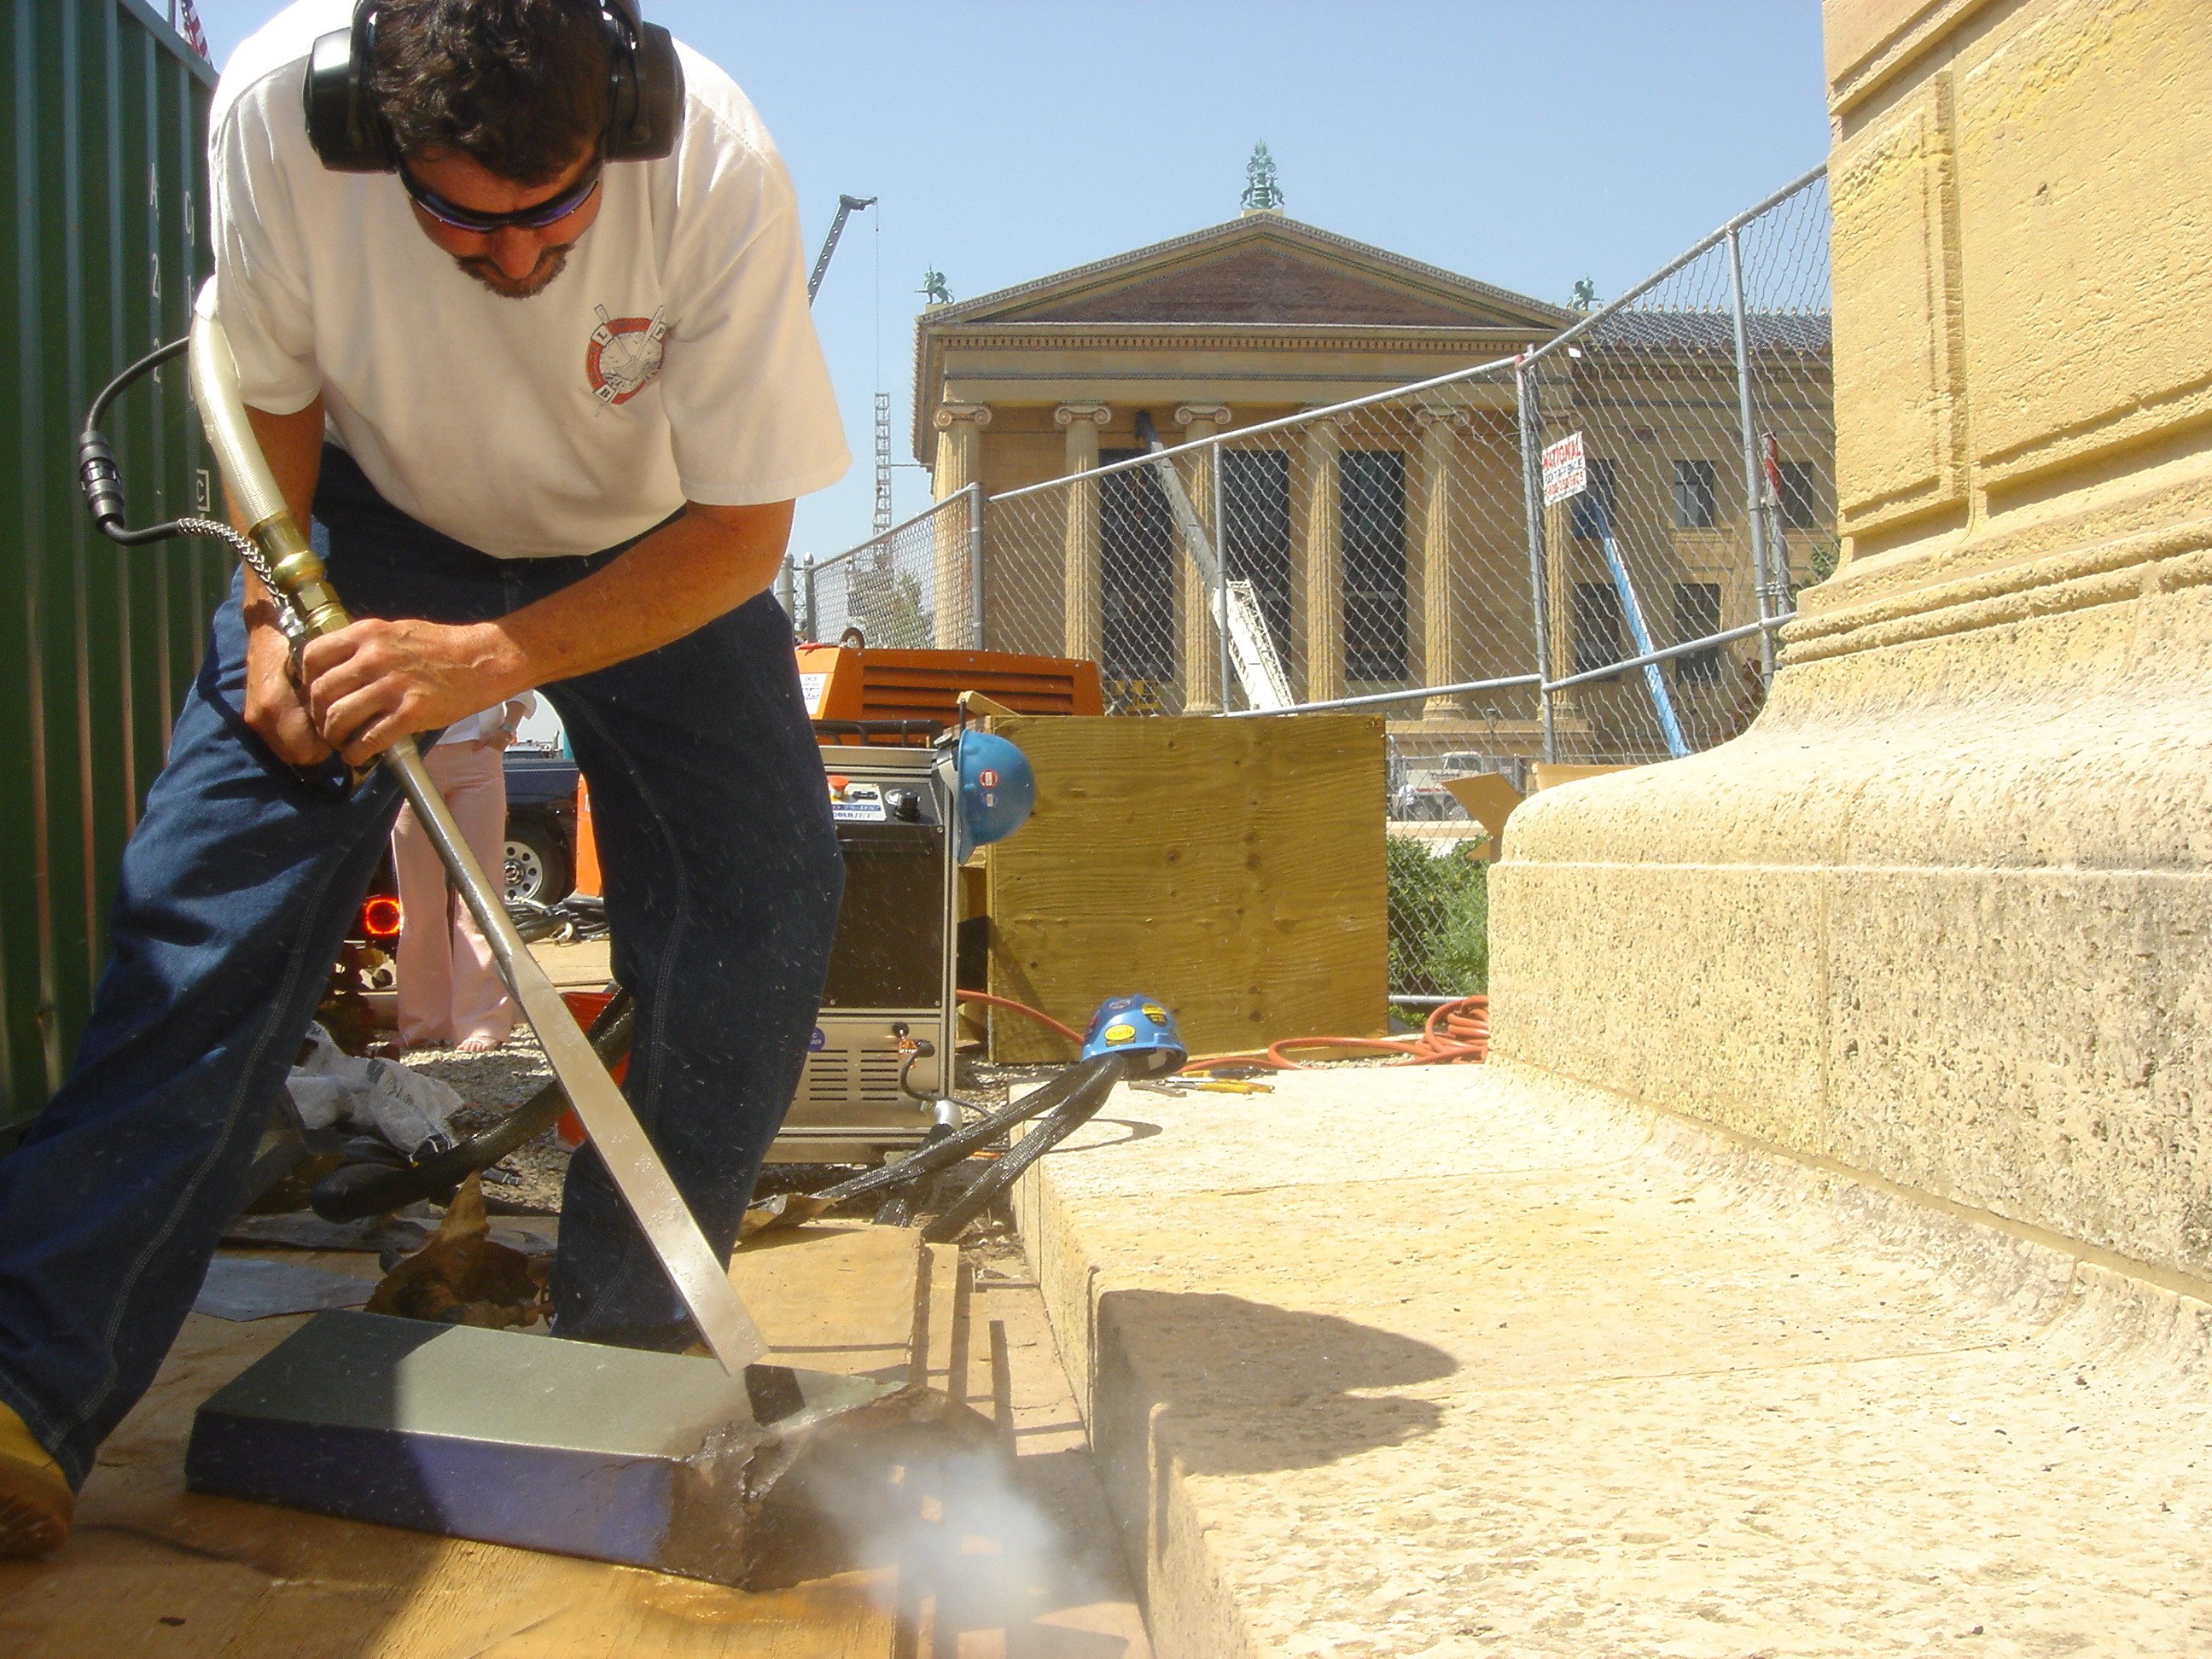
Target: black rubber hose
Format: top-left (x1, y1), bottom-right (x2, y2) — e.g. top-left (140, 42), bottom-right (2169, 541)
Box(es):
top-left (79, 335), bottom-right (200, 547)
top-left (804, 1052), bottom-right (1115, 1210)
top-left (870, 1121), bottom-right (954, 1228)
top-left (919, 1053), bottom-right (1126, 1243)
top-left (309, 987), bottom-right (635, 1220)
top-left (85, 335), bottom-right (190, 435)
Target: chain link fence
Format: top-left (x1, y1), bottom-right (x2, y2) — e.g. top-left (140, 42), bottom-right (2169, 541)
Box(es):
top-left (1520, 168), bottom-right (1833, 766)
top-left (783, 486), bottom-right (980, 649)
top-left (818, 166), bottom-right (1832, 1002)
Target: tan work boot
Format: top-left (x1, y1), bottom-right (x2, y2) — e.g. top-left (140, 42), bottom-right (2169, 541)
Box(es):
top-left (0, 1403), bottom-right (71, 1557)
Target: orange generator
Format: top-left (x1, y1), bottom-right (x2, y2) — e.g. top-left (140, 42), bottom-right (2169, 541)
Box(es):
top-left (568, 644), bottom-right (1096, 897)
top-left (795, 645), bottom-right (1101, 741)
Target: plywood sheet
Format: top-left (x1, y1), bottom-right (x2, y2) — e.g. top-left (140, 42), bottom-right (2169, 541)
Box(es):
top-left (1528, 762), bottom-right (1640, 791)
top-left (984, 714), bottom-right (1388, 1062)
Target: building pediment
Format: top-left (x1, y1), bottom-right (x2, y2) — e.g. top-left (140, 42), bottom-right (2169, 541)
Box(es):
top-left (913, 216), bottom-right (1573, 456)
top-left (931, 216), bottom-right (1569, 332)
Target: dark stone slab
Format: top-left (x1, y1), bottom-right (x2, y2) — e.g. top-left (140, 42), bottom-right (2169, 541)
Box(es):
top-left (183, 1309), bottom-right (940, 1584)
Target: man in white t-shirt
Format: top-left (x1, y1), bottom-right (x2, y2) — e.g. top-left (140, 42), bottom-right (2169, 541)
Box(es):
top-left (0, 0), bottom-right (848, 1554)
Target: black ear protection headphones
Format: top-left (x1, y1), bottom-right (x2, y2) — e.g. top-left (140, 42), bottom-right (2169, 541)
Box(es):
top-left (302, 0), bottom-right (684, 172)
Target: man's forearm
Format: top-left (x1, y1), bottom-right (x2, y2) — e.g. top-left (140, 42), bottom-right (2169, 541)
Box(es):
top-left (452, 500), bottom-right (793, 701)
top-left (295, 497), bottom-right (793, 762)
top-left (229, 382), bottom-right (785, 684)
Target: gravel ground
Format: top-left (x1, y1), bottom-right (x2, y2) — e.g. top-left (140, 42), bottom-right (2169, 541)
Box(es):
top-left (398, 1033), bottom-right (570, 1213)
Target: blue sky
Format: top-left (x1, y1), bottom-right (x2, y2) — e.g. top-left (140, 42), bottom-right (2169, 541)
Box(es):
top-left (186, 1), bottom-right (1831, 561)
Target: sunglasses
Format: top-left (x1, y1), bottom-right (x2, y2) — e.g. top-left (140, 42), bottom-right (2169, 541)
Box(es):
top-left (399, 162), bottom-right (602, 236)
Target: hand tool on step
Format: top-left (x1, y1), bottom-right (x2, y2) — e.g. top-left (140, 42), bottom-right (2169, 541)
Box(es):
top-left (81, 317), bottom-right (767, 1374)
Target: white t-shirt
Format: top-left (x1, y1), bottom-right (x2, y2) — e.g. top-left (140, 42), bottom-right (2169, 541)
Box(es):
top-left (201, 0), bottom-right (848, 558)
top-left (439, 691), bottom-right (535, 748)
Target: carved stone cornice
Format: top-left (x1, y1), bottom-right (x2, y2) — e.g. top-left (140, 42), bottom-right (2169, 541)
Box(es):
top-left (939, 323), bottom-right (1547, 354)
top-left (920, 216), bottom-right (1574, 331)
top-left (913, 328), bottom-right (1544, 458)
top-left (1053, 401), bottom-right (1111, 428)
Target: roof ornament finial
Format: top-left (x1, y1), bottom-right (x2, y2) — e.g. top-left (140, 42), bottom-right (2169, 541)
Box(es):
top-left (1240, 142), bottom-right (1284, 215)
top-left (920, 266), bottom-right (952, 306)
top-left (1570, 276), bottom-right (1598, 312)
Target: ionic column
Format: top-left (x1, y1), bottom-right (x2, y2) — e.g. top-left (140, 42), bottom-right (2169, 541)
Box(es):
top-left (931, 402), bottom-right (991, 647)
top-left (1301, 416), bottom-right (1343, 703)
top-left (1174, 404), bottom-right (1231, 713)
top-left (1055, 401), bottom-right (1109, 663)
top-left (1414, 405), bottom-right (1471, 719)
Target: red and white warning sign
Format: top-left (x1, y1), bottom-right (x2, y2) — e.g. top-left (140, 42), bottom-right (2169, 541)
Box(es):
top-left (1540, 431), bottom-right (1588, 505)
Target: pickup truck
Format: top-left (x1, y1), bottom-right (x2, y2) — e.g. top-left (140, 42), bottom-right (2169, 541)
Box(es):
top-left (500, 746), bottom-right (580, 905)
top-left (346, 745), bottom-right (579, 954)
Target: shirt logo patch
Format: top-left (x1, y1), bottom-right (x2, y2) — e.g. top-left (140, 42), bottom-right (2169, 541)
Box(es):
top-left (585, 305), bottom-right (668, 405)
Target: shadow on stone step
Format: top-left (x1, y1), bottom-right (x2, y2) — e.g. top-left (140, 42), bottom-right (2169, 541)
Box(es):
top-left (1095, 1291), bottom-right (1455, 1475)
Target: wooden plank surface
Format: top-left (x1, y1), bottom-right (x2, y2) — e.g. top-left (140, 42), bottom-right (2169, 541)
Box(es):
top-left (915, 1243), bottom-right (964, 1399)
top-left (0, 1239), bottom-right (911, 1659)
top-left (984, 713), bottom-right (1388, 1062)
top-left (527, 937), bottom-right (613, 989)
top-left (729, 1222), bottom-right (923, 1377)
top-left (0, 1225), bottom-right (1150, 1658)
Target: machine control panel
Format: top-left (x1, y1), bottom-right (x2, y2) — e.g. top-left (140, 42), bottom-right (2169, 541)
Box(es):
top-left (826, 771), bottom-right (939, 826)
top-left (826, 774), bottom-right (882, 822)
top-left (783, 745), bottom-right (956, 1158)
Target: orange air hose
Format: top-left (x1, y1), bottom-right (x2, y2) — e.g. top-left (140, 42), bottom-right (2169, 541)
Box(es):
top-left (954, 989), bottom-right (1084, 1045)
top-left (957, 988), bottom-right (1488, 1069)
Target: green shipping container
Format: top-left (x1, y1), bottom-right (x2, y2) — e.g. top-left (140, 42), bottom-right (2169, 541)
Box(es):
top-left (0, 0), bottom-right (228, 1127)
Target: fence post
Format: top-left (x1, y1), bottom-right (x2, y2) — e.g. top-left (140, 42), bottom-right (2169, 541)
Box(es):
top-left (800, 554), bottom-right (818, 643)
top-left (1726, 226), bottom-right (1778, 680)
top-left (965, 481), bottom-right (986, 649)
top-left (774, 555), bottom-right (796, 635)
top-left (1212, 439), bottom-right (1233, 714)
top-left (1515, 358), bottom-right (1557, 762)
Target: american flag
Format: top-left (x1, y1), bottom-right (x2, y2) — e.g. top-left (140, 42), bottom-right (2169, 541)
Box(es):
top-left (177, 0), bottom-right (210, 60)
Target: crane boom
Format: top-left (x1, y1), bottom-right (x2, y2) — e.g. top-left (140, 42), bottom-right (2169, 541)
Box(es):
top-left (807, 193), bottom-right (876, 305)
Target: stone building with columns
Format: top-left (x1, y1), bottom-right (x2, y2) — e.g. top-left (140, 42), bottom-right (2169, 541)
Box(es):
top-left (917, 209), bottom-right (1832, 755)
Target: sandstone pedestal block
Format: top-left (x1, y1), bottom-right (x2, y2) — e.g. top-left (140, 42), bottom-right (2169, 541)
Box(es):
top-left (1492, 0), bottom-right (2212, 1289)
top-left (1493, 536), bottom-right (2212, 1284)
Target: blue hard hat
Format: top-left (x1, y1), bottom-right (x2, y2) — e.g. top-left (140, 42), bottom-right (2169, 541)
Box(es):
top-left (953, 729), bottom-right (1034, 860)
top-left (1080, 993), bottom-right (1187, 1075)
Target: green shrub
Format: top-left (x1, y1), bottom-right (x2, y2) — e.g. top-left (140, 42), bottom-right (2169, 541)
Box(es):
top-left (1386, 835), bottom-right (1489, 997)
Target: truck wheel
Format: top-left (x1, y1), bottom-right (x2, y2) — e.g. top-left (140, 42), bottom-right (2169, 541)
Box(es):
top-left (504, 818), bottom-right (573, 906)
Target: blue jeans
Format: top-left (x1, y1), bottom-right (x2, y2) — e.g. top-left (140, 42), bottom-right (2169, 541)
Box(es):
top-left (0, 447), bottom-right (842, 1487)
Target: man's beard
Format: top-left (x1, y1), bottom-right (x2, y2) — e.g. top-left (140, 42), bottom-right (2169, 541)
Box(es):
top-left (453, 241), bottom-right (573, 300)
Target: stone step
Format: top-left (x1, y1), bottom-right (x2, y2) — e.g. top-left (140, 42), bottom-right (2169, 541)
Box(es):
top-left (1015, 1062), bottom-right (2212, 1659)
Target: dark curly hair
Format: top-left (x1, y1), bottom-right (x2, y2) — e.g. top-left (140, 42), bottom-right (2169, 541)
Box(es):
top-left (371, 0), bottom-right (611, 184)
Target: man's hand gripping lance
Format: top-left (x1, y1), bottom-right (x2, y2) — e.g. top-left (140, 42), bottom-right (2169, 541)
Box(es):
top-left (186, 313), bottom-right (768, 1374)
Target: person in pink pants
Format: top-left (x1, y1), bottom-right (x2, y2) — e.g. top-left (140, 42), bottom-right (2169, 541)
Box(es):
top-left (390, 696), bottom-right (535, 1051)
